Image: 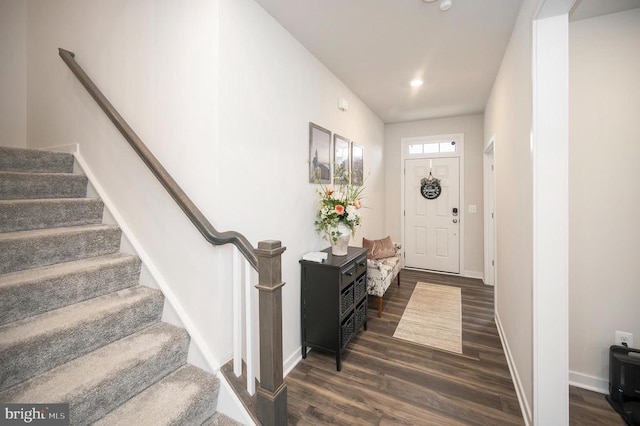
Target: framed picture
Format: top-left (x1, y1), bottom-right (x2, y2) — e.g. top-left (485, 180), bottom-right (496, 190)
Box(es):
top-left (333, 134), bottom-right (351, 185)
top-left (351, 143), bottom-right (364, 186)
top-left (309, 122), bottom-right (331, 184)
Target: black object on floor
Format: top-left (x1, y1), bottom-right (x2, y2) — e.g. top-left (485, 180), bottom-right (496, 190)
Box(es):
top-left (606, 344), bottom-right (640, 425)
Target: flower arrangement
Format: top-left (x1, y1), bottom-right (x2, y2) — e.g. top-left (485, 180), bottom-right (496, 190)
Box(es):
top-left (420, 174), bottom-right (441, 187)
top-left (314, 182), bottom-right (364, 243)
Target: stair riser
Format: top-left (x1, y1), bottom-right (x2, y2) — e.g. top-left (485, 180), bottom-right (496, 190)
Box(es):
top-left (0, 173), bottom-right (88, 200)
top-left (0, 148), bottom-right (74, 174)
top-left (0, 257), bottom-right (141, 326)
top-left (0, 199), bottom-right (104, 233)
top-left (0, 290), bottom-right (164, 390)
top-left (0, 227), bottom-right (122, 274)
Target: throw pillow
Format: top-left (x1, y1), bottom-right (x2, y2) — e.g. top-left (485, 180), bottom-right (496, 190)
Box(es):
top-left (362, 236), bottom-right (395, 260)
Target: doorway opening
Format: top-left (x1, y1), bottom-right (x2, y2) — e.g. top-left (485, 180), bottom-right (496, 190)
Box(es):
top-left (483, 138), bottom-right (496, 286)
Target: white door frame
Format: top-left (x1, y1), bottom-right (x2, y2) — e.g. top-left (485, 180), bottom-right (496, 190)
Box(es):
top-left (483, 138), bottom-right (496, 286)
top-left (532, 2), bottom-right (572, 423)
top-left (400, 133), bottom-right (465, 276)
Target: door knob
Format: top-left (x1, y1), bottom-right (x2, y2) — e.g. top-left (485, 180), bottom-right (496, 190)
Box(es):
top-left (453, 218), bottom-right (458, 223)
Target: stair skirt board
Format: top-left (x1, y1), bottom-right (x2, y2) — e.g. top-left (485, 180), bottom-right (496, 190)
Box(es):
top-left (63, 144), bottom-right (235, 393)
top-left (0, 147), bottom-right (228, 425)
top-left (62, 146), bottom-right (221, 374)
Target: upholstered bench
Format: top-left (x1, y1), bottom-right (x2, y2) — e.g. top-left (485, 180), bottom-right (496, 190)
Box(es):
top-left (363, 238), bottom-right (402, 317)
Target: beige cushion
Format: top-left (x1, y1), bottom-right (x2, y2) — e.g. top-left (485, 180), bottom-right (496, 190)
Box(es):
top-left (362, 236), bottom-right (395, 260)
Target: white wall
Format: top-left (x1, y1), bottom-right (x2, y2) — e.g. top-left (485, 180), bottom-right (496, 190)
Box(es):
top-left (384, 114), bottom-right (485, 277)
top-left (569, 8), bottom-right (640, 392)
top-left (0, 0), bottom-right (27, 148)
top-left (217, 0), bottom-right (385, 367)
top-left (27, 0), bottom-right (225, 365)
top-left (24, 0), bottom-right (385, 377)
top-left (484, 0), bottom-right (538, 421)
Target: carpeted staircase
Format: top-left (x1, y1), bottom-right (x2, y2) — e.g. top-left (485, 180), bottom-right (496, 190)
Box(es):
top-left (0, 147), bottom-right (240, 425)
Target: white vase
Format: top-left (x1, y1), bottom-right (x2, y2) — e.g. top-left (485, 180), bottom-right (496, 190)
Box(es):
top-left (331, 222), bottom-right (351, 256)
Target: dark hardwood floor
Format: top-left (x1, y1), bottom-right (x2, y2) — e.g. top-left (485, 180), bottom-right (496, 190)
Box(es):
top-left (286, 269), bottom-right (624, 425)
top-left (569, 386), bottom-right (624, 426)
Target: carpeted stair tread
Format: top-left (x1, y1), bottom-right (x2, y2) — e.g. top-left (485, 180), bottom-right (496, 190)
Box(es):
top-left (95, 364), bottom-right (219, 426)
top-left (201, 413), bottom-right (245, 426)
top-left (0, 253), bottom-right (141, 325)
top-left (0, 171), bottom-right (88, 200)
top-left (0, 146), bottom-right (226, 422)
top-left (0, 286), bottom-right (164, 390)
top-left (0, 224), bottom-right (122, 274)
top-left (0, 147), bottom-right (74, 174)
top-left (0, 323), bottom-right (190, 425)
top-left (0, 198), bottom-right (104, 232)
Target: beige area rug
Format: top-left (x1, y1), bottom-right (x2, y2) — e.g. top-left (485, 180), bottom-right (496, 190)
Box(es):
top-left (393, 282), bottom-right (462, 354)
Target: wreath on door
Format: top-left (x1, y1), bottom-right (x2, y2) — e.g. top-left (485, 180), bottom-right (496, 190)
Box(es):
top-left (420, 172), bottom-right (441, 200)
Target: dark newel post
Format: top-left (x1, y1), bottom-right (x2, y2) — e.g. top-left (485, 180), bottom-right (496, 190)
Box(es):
top-left (255, 240), bottom-right (287, 425)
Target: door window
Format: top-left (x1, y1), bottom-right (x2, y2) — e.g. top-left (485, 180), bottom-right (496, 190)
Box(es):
top-left (408, 140), bottom-right (457, 155)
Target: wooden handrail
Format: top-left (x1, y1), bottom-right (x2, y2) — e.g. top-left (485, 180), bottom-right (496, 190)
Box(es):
top-left (58, 48), bottom-right (258, 270)
top-left (59, 48), bottom-right (287, 424)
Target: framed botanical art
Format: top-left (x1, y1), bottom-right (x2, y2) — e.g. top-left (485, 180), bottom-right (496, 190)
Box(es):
top-left (309, 122), bottom-right (331, 184)
top-left (333, 134), bottom-right (350, 185)
top-left (351, 143), bottom-right (364, 186)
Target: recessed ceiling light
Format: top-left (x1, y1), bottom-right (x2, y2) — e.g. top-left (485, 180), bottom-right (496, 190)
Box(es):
top-left (423, 0), bottom-right (437, 2)
top-left (440, 0), bottom-right (452, 11)
top-left (410, 79), bottom-right (424, 87)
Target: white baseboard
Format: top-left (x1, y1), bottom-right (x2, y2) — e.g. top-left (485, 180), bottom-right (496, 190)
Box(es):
top-left (495, 312), bottom-right (533, 426)
top-left (569, 371), bottom-right (608, 394)
top-left (403, 267), bottom-right (484, 281)
top-left (463, 270), bottom-right (483, 280)
top-left (284, 347), bottom-right (303, 377)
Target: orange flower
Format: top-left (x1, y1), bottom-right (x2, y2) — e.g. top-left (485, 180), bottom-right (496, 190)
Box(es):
top-left (325, 188), bottom-right (334, 196)
top-left (335, 205), bottom-right (345, 215)
top-left (353, 200), bottom-right (361, 209)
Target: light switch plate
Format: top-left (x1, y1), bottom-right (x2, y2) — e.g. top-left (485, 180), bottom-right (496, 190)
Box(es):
top-left (468, 205), bottom-right (477, 213)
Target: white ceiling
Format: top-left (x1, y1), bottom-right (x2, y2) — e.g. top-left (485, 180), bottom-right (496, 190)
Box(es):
top-left (252, 0), bottom-right (640, 124)
top-left (570, 0), bottom-right (640, 21)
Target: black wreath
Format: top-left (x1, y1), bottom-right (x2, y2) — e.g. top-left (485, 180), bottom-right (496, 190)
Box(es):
top-left (420, 175), bottom-right (441, 200)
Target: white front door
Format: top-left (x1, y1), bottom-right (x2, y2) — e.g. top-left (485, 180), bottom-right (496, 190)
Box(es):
top-left (405, 157), bottom-right (460, 273)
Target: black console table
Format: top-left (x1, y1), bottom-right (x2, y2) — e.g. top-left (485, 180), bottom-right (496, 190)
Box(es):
top-left (300, 246), bottom-right (368, 371)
